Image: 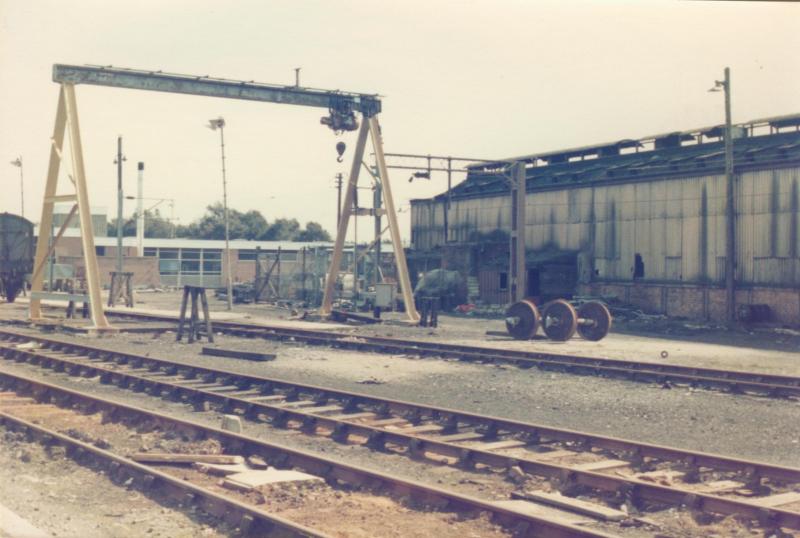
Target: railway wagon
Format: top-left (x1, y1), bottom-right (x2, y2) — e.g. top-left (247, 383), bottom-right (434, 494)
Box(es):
top-left (0, 212), bottom-right (34, 302)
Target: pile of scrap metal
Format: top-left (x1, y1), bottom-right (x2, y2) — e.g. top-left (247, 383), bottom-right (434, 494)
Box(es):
top-left (215, 282), bottom-right (256, 304)
top-left (413, 269), bottom-right (467, 311)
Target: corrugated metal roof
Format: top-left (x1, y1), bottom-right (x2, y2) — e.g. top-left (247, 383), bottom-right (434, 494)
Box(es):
top-left (420, 131), bottom-right (800, 203)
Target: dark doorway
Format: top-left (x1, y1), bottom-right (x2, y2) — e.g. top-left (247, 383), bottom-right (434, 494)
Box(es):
top-left (526, 268), bottom-right (540, 297)
top-left (634, 253), bottom-right (645, 279)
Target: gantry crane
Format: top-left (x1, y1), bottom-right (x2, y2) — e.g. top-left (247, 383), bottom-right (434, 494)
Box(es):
top-left (29, 64), bottom-right (419, 329)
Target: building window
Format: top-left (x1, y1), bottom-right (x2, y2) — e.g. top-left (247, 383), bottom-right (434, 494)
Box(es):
top-left (203, 249), bottom-right (222, 260)
top-left (238, 250), bottom-right (257, 261)
top-left (181, 260), bottom-right (200, 274)
top-left (144, 247), bottom-right (157, 257)
top-left (159, 249), bottom-right (178, 260)
top-left (499, 272), bottom-right (508, 291)
top-left (182, 249), bottom-right (201, 260)
top-left (158, 259), bottom-right (179, 275)
top-left (203, 261), bottom-right (222, 274)
top-left (95, 246), bottom-right (106, 256)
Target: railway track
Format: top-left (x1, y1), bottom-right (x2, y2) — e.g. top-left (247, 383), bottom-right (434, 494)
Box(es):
top-left (101, 311), bottom-right (800, 400)
top-left (1, 327), bottom-right (798, 536)
top-left (0, 369), bottom-right (613, 538)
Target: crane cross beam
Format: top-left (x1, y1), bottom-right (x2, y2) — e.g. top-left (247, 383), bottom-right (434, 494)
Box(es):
top-left (52, 64), bottom-right (382, 116)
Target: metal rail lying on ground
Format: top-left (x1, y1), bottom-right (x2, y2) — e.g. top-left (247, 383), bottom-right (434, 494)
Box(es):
top-left (104, 312), bottom-right (800, 399)
top-left (0, 368), bottom-right (612, 538)
top-left (0, 327), bottom-right (798, 534)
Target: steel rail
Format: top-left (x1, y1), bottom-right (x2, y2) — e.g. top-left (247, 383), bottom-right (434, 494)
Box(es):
top-left (0, 410), bottom-right (327, 537)
top-left (105, 311), bottom-right (800, 399)
top-left (0, 369), bottom-right (612, 538)
top-left (1, 328), bottom-right (798, 532)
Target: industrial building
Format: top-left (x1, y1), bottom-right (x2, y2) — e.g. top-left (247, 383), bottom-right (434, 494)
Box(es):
top-left (410, 114), bottom-right (800, 325)
top-left (38, 227), bottom-right (395, 303)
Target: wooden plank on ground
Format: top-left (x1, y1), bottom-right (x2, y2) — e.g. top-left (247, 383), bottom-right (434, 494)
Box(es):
top-left (368, 417), bottom-right (409, 427)
top-left (530, 449), bottom-right (577, 460)
top-left (437, 431), bottom-right (486, 442)
top-left (573, 459), bottom-right (630, 472)
top-left (272, 400), bottom-right (318, 409)
top-left (513, 491), bottom-right (627, 521)
top-left (202, 347), bottom-right (276, 362)
top-left (304, 404), bottom-right (344, 415)
top-left (749, 492), bottom-right (800, 508)
top-left (330, 412), bottom-right (376, 420)
top-left (132, 453), bottom-right (244, 465)
top-left (695, 480), bottom-right (744, 493)
top-left (398, 424), bottom-right (443, 434)
top-left (478, 439), bottom-right (528, 451)
top-left (491, 500), bottom-right (593, 526)
top-left (245, 394), bottom-right (287, 402)
top-left (194, 462), bottom-right (253, 476)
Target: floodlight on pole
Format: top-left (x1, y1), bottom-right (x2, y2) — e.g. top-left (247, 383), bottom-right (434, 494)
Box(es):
top-left (207, 116), bottom-right (233, 310)
top-left (9, 156), bottom-right (23, 218)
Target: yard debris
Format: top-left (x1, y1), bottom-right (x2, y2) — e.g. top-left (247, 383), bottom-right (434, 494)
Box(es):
top-left (330, 309), bottom-right (382, 325)
top-left (221, 415), bottom-right (243, 433)
top-left (194, 462), bottom-right (252, 475)
top-left (356, 377), bottom-right (386, 385)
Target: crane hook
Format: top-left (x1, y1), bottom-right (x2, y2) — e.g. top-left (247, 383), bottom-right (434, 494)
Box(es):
top-left (336, 141), bottom-right (346, 163)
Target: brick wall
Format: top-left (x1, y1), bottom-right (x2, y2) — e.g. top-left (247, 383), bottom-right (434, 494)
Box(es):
top-left (60, 255), bottom-right (160, 287)
top-left (579, 282), bottom-right (800, 326)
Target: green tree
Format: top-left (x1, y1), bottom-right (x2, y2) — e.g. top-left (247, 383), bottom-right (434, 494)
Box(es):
top-left (169, 205), bottom-right (333, 242)
top-left (261, 218), bottom-right (300, 241)
top-left (296, 221), bottom-right (332, 241)
top-left (108, 209), bottom-right (174, 238)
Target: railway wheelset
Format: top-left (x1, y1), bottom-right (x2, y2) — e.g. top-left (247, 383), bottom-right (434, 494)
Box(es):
top-left (505, 299), bottom-right (613, 341)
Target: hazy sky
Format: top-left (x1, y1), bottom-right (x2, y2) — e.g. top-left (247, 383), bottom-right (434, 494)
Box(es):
top-left (1, 1), bottom-right (798, 240)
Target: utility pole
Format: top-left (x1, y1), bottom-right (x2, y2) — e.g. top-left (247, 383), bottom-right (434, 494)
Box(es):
top-left (208, 117), bottom-right (233, 310)
top-left (335, 173), bottom-right (343, 228)
top-left (373, 180), bottom-right (382, 289)
top-left (114, 137), bottom-right (126, 273)
top-left (509, 162), bottom-right (527, 303)
top-left (723, 67), bottom-right (736, 324)
top-left (9, 157), bottom-right (23, 218)
top-left (136, 162), bottom-right (145, 256)
top-left (711, 68), bottom-right (736, 323)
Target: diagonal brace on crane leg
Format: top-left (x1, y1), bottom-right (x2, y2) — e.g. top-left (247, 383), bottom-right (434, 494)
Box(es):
top-left (320, 118), bottom-right (419, 321)
top-left (29, 84), bottom-right (112, 330)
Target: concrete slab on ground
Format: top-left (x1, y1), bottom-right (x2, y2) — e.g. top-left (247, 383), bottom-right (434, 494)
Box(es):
top-left (223, 469), bottom-right (324, 491)
top-left (0, 502), bottom-right (49, 538)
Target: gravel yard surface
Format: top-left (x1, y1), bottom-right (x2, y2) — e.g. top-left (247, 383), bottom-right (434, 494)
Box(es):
top-left (0, 428), bottom-right (228, 537)
top-left (1, 311), bottom-right (797, 468)
top-left (124, 292), bottom-right (800, 376)
top-left (1, 295), bottom-right (799, 537)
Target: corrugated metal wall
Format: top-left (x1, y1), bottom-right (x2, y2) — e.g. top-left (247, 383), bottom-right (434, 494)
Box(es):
top-left (410, 166), bottom-right (800, 287)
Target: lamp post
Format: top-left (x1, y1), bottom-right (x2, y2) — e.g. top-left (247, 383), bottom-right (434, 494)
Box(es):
top-left (208, 117), bottom-right (233, 310)
top-left (709, 67), bottom-right (735, 323)
top-left (113, 137), bottom-right (126, 273)
top-left (9, 156), bottom-right (23, 218)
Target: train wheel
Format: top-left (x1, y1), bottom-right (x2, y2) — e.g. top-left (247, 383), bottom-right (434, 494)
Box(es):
top-left (542, 299), bottom-right (578, 341)
top-left (576, 301), bottom-right (613, 341)
top-left (505, 300), bottom-right (540, 340)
